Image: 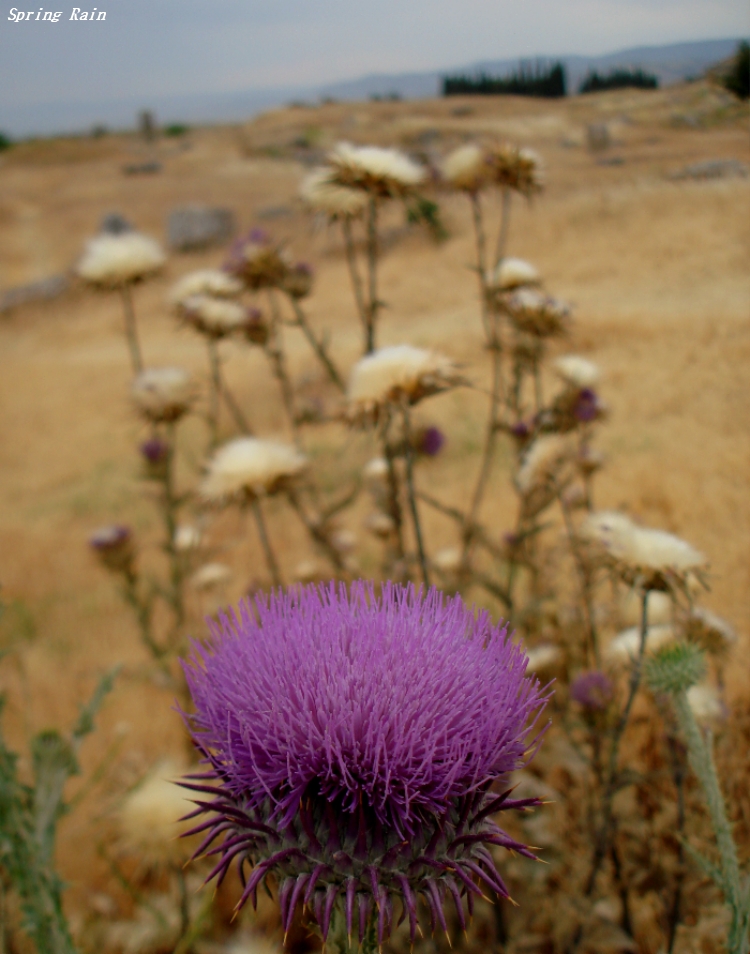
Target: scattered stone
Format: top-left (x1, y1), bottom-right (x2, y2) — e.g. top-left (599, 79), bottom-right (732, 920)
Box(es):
top-left (256, 205), bottom-right (294, 221)
top-left (0, 275), bottom-right (69, 314)
top-left (99, 212), bottom-right (133, 234)
top-left (122, 161), bottom-right (162, 175)
top-left (597, 156), bottom-right (625, 166)
top-left (167, 205), bottom-right (236, 252)
top-left (668, 158), bottom-right (748, 181)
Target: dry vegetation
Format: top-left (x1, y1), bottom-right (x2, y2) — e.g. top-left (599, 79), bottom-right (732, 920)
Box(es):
top-left (0, 78), bottom-right (748, 954)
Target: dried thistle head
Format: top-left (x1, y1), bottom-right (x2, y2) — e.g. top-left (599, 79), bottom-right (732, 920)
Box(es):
top-left (139, 436), bottom-right (170, 479)
top-left (280, 262), bottom-right (314, 300)
top-left (190, 562), bottom-right (233, 591)
top-left (686, 683), bottom-right (727, 725)
top-left (89, 525), bottom-right (135, 574)
top-left (553, 355), bottom-right (601, 390)
top-left (180, 582), bottom-right (548, 946)
top-left (504, 288), bottom-right (571, 338)
top-left (77, 232), bottom-right (166, 287)
top-left (177, 294), bottom-right (254, 339)
top-left (486, 145), bottom-right (544, 196)
top-left (117, 760), bottom-right (195, 870)
top-left (525, 643), bottom-right (563, 677)
top-left (441, 143), bottom-right (491, 193)
top-left (346, 345), bottom-right (463, 426)
top-left (174, 524), bottom-right (202, 553)
top-left (515, 434), bottom-right (576, 515)
top-left (131, 367), bottom-right (195, 423)
top-left (683, 608), bottom-right (737, 658)
top-left (200, 437), bottom-right (308, 505)
top-left (491, 257), bottom-right (541, 291)
top-left (300, 167), bottom-right (369, 219)
top-left (606, 624), bottom-right (677, 665)
top-left (325, 142), bottom-right (426, 199)
top-left (169, 269), bottom-right (242, 307)
top-left (225, 229), bottom-right (291, 290)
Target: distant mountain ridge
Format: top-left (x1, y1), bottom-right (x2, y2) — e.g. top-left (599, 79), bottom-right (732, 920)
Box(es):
top-left (2, 37), bottom-right (743, 138)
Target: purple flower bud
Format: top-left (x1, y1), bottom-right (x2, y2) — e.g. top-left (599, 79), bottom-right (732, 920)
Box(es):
top-left (89, 525), bottom-right (135, 573)
top-left (511, 420), bottom-right (531, 438)
top-left (180, 582), bottom-right (548, 945)
top-left (573, 388), bottom-right (600, 423)
top-left (415, 425), bottom-right (445, 457)
top-left (140, 437), bottom-right (169, 465)
top-left (570, 670), bottom-right (613, 710)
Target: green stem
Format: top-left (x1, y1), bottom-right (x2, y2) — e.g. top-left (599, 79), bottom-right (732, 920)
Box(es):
top-left (251, 498), bottom-right (282, 588)
top-left (364, 197), bottom-right (379, 354)
top-left (493, 186), bottom-right (512, 270)
top-left (206, 338), bottom-right (221, 446)
top-left (287, 295), bottom-right (345, 390)
top-left (342, 216), bottom-right (369, 339)
top-left (265, 290), bottom-right (300, 444)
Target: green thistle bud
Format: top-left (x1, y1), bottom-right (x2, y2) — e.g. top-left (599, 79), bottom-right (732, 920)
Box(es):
top-left (645, 642), bottom-right (705, 695)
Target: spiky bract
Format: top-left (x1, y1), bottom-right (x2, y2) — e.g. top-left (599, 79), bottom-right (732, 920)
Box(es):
top-left (645, 642), bottom-right (705, 695)
top-left (181, 582), bottom-right (547, 945)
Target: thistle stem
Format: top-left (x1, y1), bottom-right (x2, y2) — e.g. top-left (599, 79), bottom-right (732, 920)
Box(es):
top-left (401, 401), bottom-right (430, 587)
top-left (287, 295), bottom-right (345, 390)
top-left (364, 197), bottom-right (379, 354)
top-left (493, 186), bottom-right (512, 270)
top-left (265, 290), bottom-right (300, 444)
top-left (285, 487), bottom-right (347, 573)
top-left (381, 413), bottom-right (405, 570)
top-left (160, 422), bottom-right (185, 638)
top-left (206, 338), bottom-right (222, 446)
top-left (251, 498), bottom-right (282, 588)
top-left (342, 215), bottom-right (368, 337)
top-left (469, 191), bottom-right (490, 341)
top-left (120, 282), bottom-right (143, 374)
top-left (557, 485), bottom-right (600, 667)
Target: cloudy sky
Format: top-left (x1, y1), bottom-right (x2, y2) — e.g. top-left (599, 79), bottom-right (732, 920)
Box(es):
top-left (1, 0), bottom-right (746, 130)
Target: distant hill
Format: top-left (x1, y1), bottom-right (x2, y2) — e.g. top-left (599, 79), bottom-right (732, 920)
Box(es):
top-left (318, 38), bottom-right (742, 101)
top-left (2, 38), bottom-right (743, 139)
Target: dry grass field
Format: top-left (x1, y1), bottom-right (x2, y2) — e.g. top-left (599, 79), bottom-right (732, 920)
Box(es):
top-left (0, 78), bottom-right (748, 940)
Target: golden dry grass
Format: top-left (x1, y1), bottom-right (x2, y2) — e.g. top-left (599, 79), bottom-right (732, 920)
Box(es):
top-left (0, 80), bottom-right (748, 921)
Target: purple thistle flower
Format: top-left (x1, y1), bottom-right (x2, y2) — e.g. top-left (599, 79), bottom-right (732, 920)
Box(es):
top-left (89, 524), bottom-right (134, 573)
top-left (415, 425), bottom-right (446, 457)
top-left (570, 670), bottom-right (613, 711)
top-left (180, 582), bottom-right (548, 946)
top-left (140, 437), bottom-right (169, 465)
top-left (573, 388), bottom-right (601, 423)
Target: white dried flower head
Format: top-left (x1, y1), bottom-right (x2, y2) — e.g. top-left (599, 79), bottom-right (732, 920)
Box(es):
top-left (301, 167), bottom-right (369, 219)
top-left (201, 437), bottom-right (308, 504)
top-left (504, 288), bottom-right (571, 337)
top-left (554, 355), bottom-right (601, 389)
top-left (362, 457), bottom-right (389, 485)
top-left (179, 294), bottom-right (251, 339)
top-left (293, 559), bottom-right (327, 583)
top-left (365, 511), bottom-right (396, 539)
top-left (330, 528), bottom-right (358, 554)
top-left (516, 434), bottom-right (576, 496)
top-left (623, 528), bottom-right (707, 576)
top-left (606, 625), bottom-right (676, 665)
top-left (441, 144), bottom-right (490, 192)
top-left (580, 510), bottom-right (636, 553)
top-left (191, 562), bottom-right (233, 591)
top-left (174, 525), bottom-right (202, 552)
top-left (486, 144), bottom-right (544, 196)
top-left (78, 232), bottom-right (166, 287)
top-left (346, 345), bottom-right (462, 425)
top-left (684, 608), bottom-right (737, 658)
top-left (131, 367), bottom-right (194, 423)
top-left (169, 269), bottom-right (242, 306)
top-left (118, 761), bottom-right (194, 868)
top-left (432, 546), bottom-right (463, 573)
top-left (687, 684), bottom-right (727, 725)
top-left (326, 142), bottom-right (426, 199)
top-left (493, 258), bottom-right (541, 290)
top-left (525, 644), bottom-right (563, 675)
top-left (620, 590), bottom-right (672, 628)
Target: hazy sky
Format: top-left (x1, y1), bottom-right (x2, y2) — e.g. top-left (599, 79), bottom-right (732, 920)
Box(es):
top-left (0, 0), bottom-right (747, 131)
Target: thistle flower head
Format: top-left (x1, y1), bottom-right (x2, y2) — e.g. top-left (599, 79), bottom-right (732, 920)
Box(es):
top-left (181, 582), bottom-right (547, 945)
top-left (77, 232), bottom-right (166, 287)
top-left (301, 168), bottom-right (369, 219)
top-left (200, 437), bottom-right (308, 504)
top-left (191, 562), bottom-right (233, 591)
top-left (441, 144), bottom-right (490, 193)
top-left (281, 262), bottom-right (314, 300)
top-left (516, 433), bottom-right (576, 497)
top-left (486, 145), bottom-right (544, 196)
top-left (225, 231), bottom-right (291, 290)
top-left (169, 269), bottom-right (243, 306)
top-left (644, 642), bottom-right (705, 695)
top-left (525, 643), bottom-right (563, 676)
top-left (504, 288), bottom-right (571, 338)
top-left (684, 608), bottom-right (737, 658)
top-left (346, 345), bottom-right (462, 425)
top-left (413, 424), bottom-right (446, 457)
top-left (89, 524), bottom-right (134, 573)
top-left (139, 436), bottom-right (170, 479)
top-left (686, 683), bottom-right (727, 725)
top-left (325, 142), bottom-right (426, 199)
top-left (492, 258), bottom-right (541, 291)
top-left (606, 624), bottom-right (677, 665)
top-left (174, 524), bottom-right (202, 553)
top-left (179, 294), bottom-right (255, 339)
top-left (131, 367), bottom-right (195, 423)
top-left (553, 355), bottom-right (601, 390)
top-left (118, 761), bottom-right (195, 869)
top-left (570, 671), bottom-right (613, 711)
